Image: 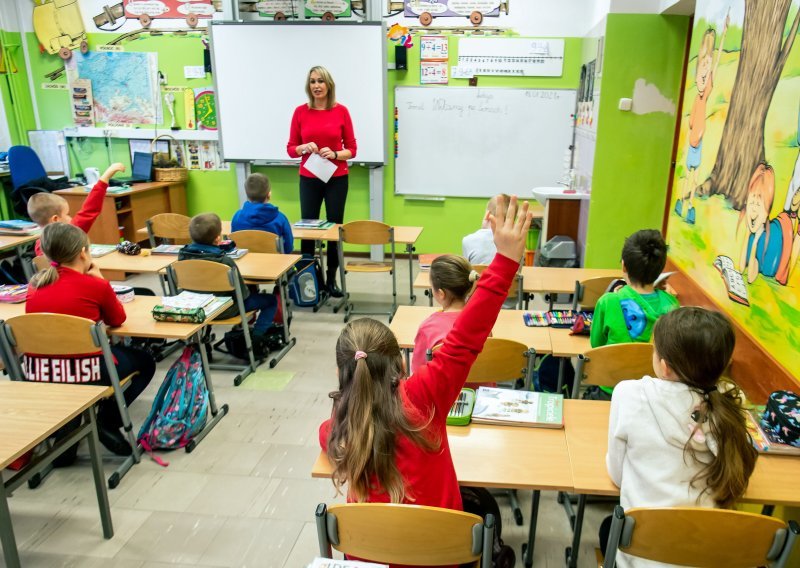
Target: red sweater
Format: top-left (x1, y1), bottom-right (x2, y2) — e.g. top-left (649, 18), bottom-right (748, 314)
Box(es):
top-left (319, 253), bottom-right (517, 511)
top-left (34, 180), bottom-right (108, 256)
top-left (286, 103), bottom-right (357, 178)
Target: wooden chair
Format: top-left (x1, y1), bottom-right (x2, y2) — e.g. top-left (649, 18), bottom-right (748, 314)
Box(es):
top-left (601, 505), bottom-right (799, 568)
top-left (336, 221), bottom-right (397, 323)
top-left (0, 313), bottom-right (140, 489)
top-left (315, 502), bottom-right (495, 568)
top-left (167, 259), bottom-right (259, 386)
top-left (429, 338), bottom-right (535, 526)
top-left (146, 213), bottom-right (191, 247)
top-left (571, 342), bottom-right (653, 399)
top-left (572, 276), bottom-right (621, 311)
top-left (229, 230), bottom-right (282, 254)
top-left (32, 255), bottom-right (50, 273)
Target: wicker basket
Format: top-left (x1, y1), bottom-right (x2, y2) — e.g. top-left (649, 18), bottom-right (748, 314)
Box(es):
top-left (151, 134), bottom-right (188, 182)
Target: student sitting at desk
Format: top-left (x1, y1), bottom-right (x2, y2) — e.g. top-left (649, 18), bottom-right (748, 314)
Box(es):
top-left (587, 229), bottom-right (679, 400)
top-left (179, 213), bottom-right (278, 338)
top-left (27, 162), bottom-right (125, 256)
top-left (462, 193), bottom-right (509, 264)
top-left (602, 307), bottom-right (757, 566)
top-left (319, 196), bottom-right (531, 567)
top-left (25, 223), bottom-right (155, 463)
top-left (231, 173), bottom-right (294, 254)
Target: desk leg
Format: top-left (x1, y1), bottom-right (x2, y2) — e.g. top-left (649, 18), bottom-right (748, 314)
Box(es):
top-left (269, 274), bottom-right (297, 369)
top-left (18, 245), bottom-right (33, 282)
top-left (0, 477), bottom-right (21, 568)
top-left (521, 489), bottom-right (540, 567)
top-left (565, 494), bottom-right (586, 568)
top-left (314, 239), bottom-right (331, 311)
top-left (85, 407), bottom-right (114, 539)
top-left (406, 244), bottom-right (416, 304)
top-left (186, 335), bottom-right (229, 452)
top-left (556, 358), bottom-right (566, 395)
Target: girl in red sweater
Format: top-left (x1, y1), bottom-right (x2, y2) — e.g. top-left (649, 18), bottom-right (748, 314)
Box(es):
top-left (319, 196), bottom-right (532, 520)
top-left (26, 223), bottom-right (155, 464)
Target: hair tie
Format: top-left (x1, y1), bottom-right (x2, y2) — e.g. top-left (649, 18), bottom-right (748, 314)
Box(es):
top-left (702, 385), bottom-right (718, 401)
top-left (354, 350), bottom-right (367, 361)
top-left (50, 261), bottom-right (59, 267)
top-left (468, 270), bottom-right (480, 283)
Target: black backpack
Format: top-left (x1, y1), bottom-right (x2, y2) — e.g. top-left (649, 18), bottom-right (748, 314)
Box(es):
top-left (460, 487), bottom-right (516, 568)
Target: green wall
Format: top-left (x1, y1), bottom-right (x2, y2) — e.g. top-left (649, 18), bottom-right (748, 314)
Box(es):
top-left (583, 14), bottom-right (689, 267)
top-left (1, 29), bottom-right (37, 146)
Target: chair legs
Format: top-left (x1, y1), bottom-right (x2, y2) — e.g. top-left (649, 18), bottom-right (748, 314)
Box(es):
top-left (336, 252), bottom-right (398, 324)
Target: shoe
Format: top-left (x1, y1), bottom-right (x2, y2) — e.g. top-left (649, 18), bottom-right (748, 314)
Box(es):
top-left (327, 282), bottom-right (344, 298)
top-left (674, 199), bottom-right (683, 217)
top-left (686, 206), bottom-right (696, 224)
top-left (98, 425), bottom-right (133, 456)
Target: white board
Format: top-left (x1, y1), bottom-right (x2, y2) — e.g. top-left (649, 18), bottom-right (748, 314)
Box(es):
top-left (209, 22), bottom-right (386, 164)
top-left (394, 87), bottom-right (576, 198)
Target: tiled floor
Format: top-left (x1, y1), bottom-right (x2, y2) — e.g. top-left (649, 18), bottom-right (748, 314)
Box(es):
top-left (2, 259), bottom-right (612, 567)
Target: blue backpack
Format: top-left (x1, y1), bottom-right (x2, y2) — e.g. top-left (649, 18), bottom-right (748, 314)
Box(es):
top-left (138, 346), bottom-right (208, 456)
top-left (289, 255), bottom-right (323, 307)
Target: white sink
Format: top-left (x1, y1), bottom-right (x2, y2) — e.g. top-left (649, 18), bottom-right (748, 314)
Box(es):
top-left (532, 186), bottom-right (590, 203)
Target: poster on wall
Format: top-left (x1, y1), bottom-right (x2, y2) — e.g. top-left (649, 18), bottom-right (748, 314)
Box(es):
top-left (123, 0), bottom-right (214, 19)
top-left (65, 51), bottom-right (161, 125)
top-left (420, 61), bottom-right (448, 84)
top-left (456, 38), bottom-right (565, 77)
top-left (666, 0), bottom-right (800, 379)
top-left (403, 0), bottom-right (499, 18)
top-left (70, 79), bottom-right (94, 127)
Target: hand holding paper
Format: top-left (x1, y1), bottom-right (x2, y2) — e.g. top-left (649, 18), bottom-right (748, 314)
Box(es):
top-left (305, 152), bottom-right (337, 183)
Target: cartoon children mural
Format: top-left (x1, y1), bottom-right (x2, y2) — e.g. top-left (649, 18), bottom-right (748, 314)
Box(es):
top-left (739, 163), bottom-right (796, 285)
top-left (783, 149), bottom-right (800, 272)
top-left (675, 11), bottom-right (729, 225)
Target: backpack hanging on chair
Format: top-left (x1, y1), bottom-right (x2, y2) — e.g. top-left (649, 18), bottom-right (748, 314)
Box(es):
top-left (138, 346), bottom-right (208, 455)
top-left (460, 486), bottom-right (516, 568)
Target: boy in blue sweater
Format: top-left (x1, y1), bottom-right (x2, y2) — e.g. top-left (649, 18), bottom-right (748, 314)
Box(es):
top-left (231, 173), bottom-right (294, 254)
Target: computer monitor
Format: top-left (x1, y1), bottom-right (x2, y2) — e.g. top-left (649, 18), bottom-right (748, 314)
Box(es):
top-left (132, 152), bottom-right (153, 180)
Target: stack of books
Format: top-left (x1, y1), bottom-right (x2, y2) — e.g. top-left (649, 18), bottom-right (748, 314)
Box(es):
top-left (471, 387), bottom-right (564, 428)
top-left (0, 220), bottom-right (40, 236)
top-left (161, 291), bottom-right (229, 317)
top-left (418, 253), bottom-right (444, 271)
top-left (89, 244), bottom-right (118, 258)
top-left (294, 219), bottom-right (334, 229)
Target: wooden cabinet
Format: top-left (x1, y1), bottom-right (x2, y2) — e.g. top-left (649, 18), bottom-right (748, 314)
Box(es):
top-left (55, 181), bottom-right (187, 244)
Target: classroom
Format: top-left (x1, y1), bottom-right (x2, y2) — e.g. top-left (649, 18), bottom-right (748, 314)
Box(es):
top-left (1, 0), bottom-right (800, 566)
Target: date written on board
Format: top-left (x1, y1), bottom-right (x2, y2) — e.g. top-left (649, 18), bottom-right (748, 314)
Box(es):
top-left (42, 83), bottom-right (68, 90)
top-left (97, 45), bottom-right (124, 52)
top-left (526, 91), bottom-right (560, 99)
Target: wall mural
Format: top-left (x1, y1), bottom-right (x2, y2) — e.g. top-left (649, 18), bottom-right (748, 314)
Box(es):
top-left (667, 0), bottom-right (800, 379)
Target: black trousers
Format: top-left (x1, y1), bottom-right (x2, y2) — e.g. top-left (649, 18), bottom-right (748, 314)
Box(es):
top-left (299, 174), bottom-right (349, 282)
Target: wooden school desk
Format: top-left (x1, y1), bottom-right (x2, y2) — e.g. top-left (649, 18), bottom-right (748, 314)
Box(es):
top-left (0, 382), bottom-right (113, 568)
top-left (0, 233), bottom-right (39, 280)
top-left (562, 399), bottom-right (800, 568)
top-left (94, 251), bottom-right (177, 274)
top-left (312, 421), bottom-right (573, 566)
top-left (56, 181), bottom-right (187, 245)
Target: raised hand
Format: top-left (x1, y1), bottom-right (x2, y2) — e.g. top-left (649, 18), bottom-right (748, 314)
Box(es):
top-left (489, 194), bottom-right (533, 262)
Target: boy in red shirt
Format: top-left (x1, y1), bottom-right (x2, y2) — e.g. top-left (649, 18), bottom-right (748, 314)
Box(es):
top-left (27, 162), bottom-right (125, 255)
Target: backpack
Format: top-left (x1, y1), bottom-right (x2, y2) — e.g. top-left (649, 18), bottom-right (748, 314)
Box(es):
top-left (289, 255), bottom-right (323, 307)
top-left (216, 325), bottom-right (286, 361)
top-left (460, 487), bottom-right (516, 568)
top-left (138, 346), bottom-right (208, 455)
top-left (534, 354), bottom-right (574, 395)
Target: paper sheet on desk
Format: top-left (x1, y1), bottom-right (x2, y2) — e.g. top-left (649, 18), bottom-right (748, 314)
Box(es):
top-left (304, 153), bottom-right (337, 183)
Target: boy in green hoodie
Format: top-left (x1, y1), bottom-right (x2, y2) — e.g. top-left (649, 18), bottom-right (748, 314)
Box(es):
top-left (588, 229), bottom-right (680, 398)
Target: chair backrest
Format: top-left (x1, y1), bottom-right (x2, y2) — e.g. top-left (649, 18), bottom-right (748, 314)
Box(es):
top-left (8, 145), bottom-right (47, 189)
top-left (2, 313), bottom-right (102, 356)
top-left (316, 502), bottom-right (493, 567)
top-left (432, 337), bottom-right (529, 384)
top-left (340, 221), bottom-right (394, 245)
top-left (573, 276), bottom-right (620, 310)
top-left (229, 230), bottom-right (281, 254)
top-left (147, 213), bottom-right (191, 246)
top-left (605, 506), bottom-right (798, 568)
top-left (168, 259), bottom-right (235, 293)
top-left (32, 255), bottom-right (50, 273)
top-left (579, 343), bottom-right (654, 389)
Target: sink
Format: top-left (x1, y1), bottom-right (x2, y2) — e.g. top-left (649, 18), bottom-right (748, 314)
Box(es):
top-left (531, 186), bottom-right (590, 203)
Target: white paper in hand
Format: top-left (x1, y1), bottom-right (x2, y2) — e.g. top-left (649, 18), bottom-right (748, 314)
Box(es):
top-left (305, 152), bottom-right (338, 183)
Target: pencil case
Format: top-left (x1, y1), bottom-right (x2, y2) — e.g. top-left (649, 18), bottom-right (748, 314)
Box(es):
top-left (151, 305), bottom-right (206, 323)
top-left (447, 388), bottom-right (475, 427)
top-left (761, 391), bottom-right (800, 447)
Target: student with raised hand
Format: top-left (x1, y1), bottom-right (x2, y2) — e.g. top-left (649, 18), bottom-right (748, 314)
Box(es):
top-left (319, 195), bottom-right (532, 526)
top-left (26, 223), bottom-right (156, 464)
top-left (410, 254), bottom-right (479, 374)
top-left (601, 307), bottom-right (757, 566)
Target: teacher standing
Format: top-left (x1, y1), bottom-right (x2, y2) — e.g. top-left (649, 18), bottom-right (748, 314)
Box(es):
top-left (287, 66), bottom-right (357, 298)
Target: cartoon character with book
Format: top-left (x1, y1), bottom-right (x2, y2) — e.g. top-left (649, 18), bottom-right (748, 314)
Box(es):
top-left (738, 162), bottom-right (795, 286)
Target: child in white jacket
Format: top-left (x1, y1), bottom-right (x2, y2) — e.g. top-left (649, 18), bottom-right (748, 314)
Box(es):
top-left (602, 307), bottom-right (758, 567)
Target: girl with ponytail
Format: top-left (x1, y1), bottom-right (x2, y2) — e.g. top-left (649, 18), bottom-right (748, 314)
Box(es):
top-left (320, 196), bottom-right (533, 516)
top-left (603, 307), bottom-right (757, 565)
top-left (410, 254), bottom-right (480, 374)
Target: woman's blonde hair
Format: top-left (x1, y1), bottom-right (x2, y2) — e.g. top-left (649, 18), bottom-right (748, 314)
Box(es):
top-left (326, 318), bottom-right (439, 503)
top-left (305, 65), bottom-right (336, 110)
top-left (653, 307), bottom-right (757, 508)
top-left (430, 255), bottom-right (478, 307)
top-left (30, 223), bottom-right (89, 289)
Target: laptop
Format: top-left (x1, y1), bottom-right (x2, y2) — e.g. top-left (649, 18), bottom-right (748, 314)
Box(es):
top-left (115, 152), bottom-right (153, 184)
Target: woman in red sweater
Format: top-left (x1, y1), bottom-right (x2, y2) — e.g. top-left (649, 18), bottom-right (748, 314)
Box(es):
top-left (26, 223), bottom-right (155, 464)
top-left (286, 65), bottom-right (357, 297)
top-left (319, 196), bottom-right (531, 564)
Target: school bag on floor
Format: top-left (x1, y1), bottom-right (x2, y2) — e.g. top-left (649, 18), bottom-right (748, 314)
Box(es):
top-left (138, 346), bottom-right (208, 456)
top-left (460, 487), bottom-right (516, 568)
top-left (289, 255), bottom-right (323, 307)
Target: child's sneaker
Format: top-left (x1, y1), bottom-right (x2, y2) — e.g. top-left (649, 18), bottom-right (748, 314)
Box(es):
top-left (674, 199), bottom-right (683, 217)
top-left (686, 206), bottom-right (696, 224)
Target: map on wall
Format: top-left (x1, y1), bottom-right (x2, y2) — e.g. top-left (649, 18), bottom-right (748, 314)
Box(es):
top-left (66, 51), bottom-right (161, 125)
